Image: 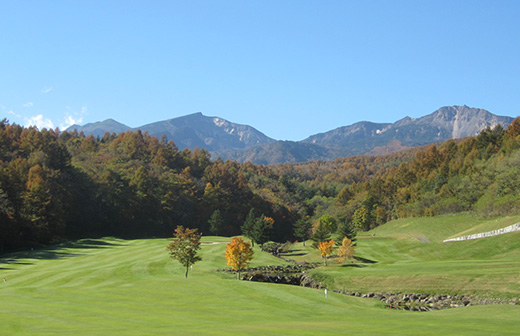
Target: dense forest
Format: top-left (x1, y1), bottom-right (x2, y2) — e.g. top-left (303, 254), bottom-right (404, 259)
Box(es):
top-left (1, 117), bottom-right (520, 252)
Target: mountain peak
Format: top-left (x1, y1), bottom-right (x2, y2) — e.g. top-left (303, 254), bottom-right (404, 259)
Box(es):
top-left (422, 105), bottom-right (510, 138)
top-left (135, 113), bottom-right (275, 151)
top-left (66, 118), bottom-right (131, 137)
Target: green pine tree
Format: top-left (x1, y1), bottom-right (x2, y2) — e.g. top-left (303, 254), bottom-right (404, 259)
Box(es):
top-left (293, 218), bottom-right (312, 246)
top-left (336, 220), bottom-right (357, 245)
top-left (208, 209), bottom-right (224, 236)
top-left (241, 208), bottom-right (256, 246)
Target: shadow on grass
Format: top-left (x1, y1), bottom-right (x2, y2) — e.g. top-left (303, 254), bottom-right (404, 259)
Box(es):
top-left (281, 248), bottom-right (308, 257)
top-left (0, 238), bottom-right (124, 265)
top-left (0, 259), bottom-right (34, 266)
top-left (335, 255), bottom-right (377, 268)
top-left (282, 252), bottom-right (307, 257)
top-left (354, 256), bottom-right (378, 264)
top-left (340, 263), bottom-right (368, 268)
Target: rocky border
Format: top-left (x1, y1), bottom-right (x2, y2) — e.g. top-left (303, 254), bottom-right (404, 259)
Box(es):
top-left (235, 270), bottom-right (519, 311)
top-left (332, 291), bottom-right (519, 311)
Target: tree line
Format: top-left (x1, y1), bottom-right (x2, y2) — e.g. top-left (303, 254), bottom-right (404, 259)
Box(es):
top-left (0, 120), bottom-right (293, 252)
top-left (1, 117), bottom-right (520, 253)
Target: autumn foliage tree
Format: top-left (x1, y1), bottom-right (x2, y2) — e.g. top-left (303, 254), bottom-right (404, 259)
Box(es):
top-left (225, 237), bottom-right (254, 279)
top-left (337, 237), bottom-right (355, 264)
top-left (317, 239), bottom-right (335, 266)
top-left (167, 226), bottom-right (202, 278)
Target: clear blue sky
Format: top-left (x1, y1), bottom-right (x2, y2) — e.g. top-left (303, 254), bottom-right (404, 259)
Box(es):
top-left (1, 0), bottom-right (519, 141)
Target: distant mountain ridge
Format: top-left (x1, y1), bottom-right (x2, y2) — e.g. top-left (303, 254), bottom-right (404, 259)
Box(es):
top-left (136, 112), bottom-right (275, 151)
top-left (67, 106), bottom-right (515, 164)
top-left (69, 112), bottom-right (276, 152)
top-left (303, 106), bottom-right (508, 146)
top-left (68, 118), bottom-right (131, 137)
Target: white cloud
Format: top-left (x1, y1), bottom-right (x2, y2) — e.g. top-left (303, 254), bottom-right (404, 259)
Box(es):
top-left (23, 102), bottom-right (34, 108)
top-left (41, 87), bottom-right (53, 94)
top-left (7, 110), bottom-right (22, 118)
top-left (60, 105), bottom-right (87, 130)
top-left (60, 115), bottom-right (83, 130)
top-left (24, 114), bottom-right (55, 130)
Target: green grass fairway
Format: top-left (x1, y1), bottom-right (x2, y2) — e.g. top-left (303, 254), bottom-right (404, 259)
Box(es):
top-left (287, 214), bottom-right (520, 297)
top-left (1, 226), bottom-right (519, 335)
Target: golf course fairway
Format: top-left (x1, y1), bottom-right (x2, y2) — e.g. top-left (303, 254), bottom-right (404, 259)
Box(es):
top-left (1, 215), bottom-right (520, 335)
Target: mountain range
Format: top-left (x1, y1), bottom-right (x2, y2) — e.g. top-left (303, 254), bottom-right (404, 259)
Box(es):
top-left (67, 105), bottom-right (514, 164)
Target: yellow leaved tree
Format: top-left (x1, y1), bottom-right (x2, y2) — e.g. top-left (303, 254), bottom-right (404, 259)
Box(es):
top-left (225, 237), bottom-right (254, 279)
top-left (337, 237), bottom-right (355, 264)
top-left (317, 239), bottom-right (335, 266)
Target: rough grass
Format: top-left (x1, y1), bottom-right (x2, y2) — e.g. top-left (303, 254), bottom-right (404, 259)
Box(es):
top-left (1, 218), bottom-right (520, 335)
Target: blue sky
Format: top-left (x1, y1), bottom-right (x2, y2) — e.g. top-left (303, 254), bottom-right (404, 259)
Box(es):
top-left (1, 1), bottom-right (519, 141)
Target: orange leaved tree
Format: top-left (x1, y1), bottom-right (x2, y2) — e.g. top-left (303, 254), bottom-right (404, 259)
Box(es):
top-left (167, 226), bottom-right (202, 278)
top-left (225, 237), bottom-right (254, 279)
top-left (317, 239), bottom-right (335, 266)
top-left (337, 237), bottom-right (355, 264)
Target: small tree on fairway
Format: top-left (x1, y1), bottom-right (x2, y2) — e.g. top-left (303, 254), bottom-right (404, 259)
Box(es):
top-left (225, 237), bottom-right (254, 279)
top-left (167, 226), bottom-right (202, 278)
top-left (337, 237), bottom-right (355, 264)
top-left (317, 239), bottom-right (334, 266)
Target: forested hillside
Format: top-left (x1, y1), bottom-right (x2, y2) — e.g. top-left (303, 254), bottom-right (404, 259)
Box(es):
top-left (1, 117), bottom-right (520, 252)
top-left (0, 121), bottom-right (291, 252)
top-left (273, 118), bottom-right (520, 231)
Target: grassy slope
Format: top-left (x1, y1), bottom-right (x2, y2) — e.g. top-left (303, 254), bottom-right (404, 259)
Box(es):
top-left (0, 219), bottom-right (519, 335)
top-left (289, 214), bottom-right (520, 297)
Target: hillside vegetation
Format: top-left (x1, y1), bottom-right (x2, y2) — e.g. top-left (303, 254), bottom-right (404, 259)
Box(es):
top-left (1, 117), bottom-right (520, 253)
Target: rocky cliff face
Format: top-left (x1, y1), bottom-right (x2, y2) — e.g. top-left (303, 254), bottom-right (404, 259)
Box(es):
top-left (302, 105), bottom-right (513, 149)
top-left (415, 105), bottom-right (509, 139)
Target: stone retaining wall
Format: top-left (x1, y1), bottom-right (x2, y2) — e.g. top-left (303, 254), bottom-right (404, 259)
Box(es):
top-left (443, 222), bottom-right (520, 242)
top-left (331, 291), bottom-right (518, 311)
